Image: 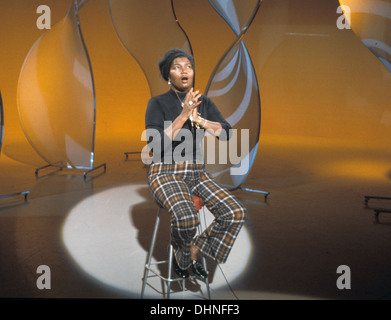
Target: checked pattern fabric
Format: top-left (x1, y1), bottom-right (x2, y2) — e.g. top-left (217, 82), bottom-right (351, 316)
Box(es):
top-left (148, 162), bottom-right (247, 270)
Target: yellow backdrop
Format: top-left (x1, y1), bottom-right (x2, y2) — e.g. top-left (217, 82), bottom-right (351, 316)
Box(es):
top-left (1, 0), bottom-right (391, 166)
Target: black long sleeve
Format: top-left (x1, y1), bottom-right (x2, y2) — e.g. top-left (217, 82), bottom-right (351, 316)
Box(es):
top-left (145, 89), bottom-right (232, 163)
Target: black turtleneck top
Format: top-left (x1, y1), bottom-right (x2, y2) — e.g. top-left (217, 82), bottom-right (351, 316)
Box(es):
top-left (145, 89), bottom-right (232, 164)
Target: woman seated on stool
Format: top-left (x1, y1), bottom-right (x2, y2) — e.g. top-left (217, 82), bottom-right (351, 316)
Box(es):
top-left (145, 48), bottom-right (247, 279)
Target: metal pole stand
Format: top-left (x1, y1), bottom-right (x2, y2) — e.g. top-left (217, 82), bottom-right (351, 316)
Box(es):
top-left (83, 163), bottom-right (107, 179)
top-left (237, 186), bottom-right (270, 202)
top-left (124, 151), bottom-right (141, 161)
top-left (364, 195), bottom-right (391, 221)
top-left (0, 191), bottom-right (30, 202)
top-left (364, 195), bottom-right (391, 206)
top-left (124, 151), bottom-right (151, 170)
top-left (35, 163), bottom-right (106, 180)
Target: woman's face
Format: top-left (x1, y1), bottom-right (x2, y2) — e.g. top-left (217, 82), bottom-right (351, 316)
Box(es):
top-left (168, 57), bottom-right (194, 92)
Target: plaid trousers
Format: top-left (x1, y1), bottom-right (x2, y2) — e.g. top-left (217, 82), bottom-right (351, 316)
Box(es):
top-left (148, 162), bottom-right (247, 270)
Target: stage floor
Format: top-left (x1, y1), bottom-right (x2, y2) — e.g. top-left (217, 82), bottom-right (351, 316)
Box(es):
top-left (1, 133), bottom-right (391, 300)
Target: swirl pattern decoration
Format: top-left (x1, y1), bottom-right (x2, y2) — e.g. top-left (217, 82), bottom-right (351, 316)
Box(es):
top-left (17, 0), bottom-right (96, 169)
top-left (204, 0), bottom-right (262, 189)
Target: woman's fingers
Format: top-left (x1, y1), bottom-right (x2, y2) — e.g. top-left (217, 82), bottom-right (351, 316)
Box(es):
top-left (185, 88), bottom-right (202, 110)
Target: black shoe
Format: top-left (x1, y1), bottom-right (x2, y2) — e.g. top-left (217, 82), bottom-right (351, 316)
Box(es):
top-left (172, 256), bottom-right (189, 279)
top-left (191, 260), bottom-right (208, 279)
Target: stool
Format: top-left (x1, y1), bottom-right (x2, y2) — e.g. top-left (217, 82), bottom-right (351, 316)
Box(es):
top-left (141, 195), bottom-right (211, 299)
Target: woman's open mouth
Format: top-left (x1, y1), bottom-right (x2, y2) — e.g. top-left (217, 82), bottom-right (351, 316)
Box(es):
top-left (181, 76), bottom-right (189, 84)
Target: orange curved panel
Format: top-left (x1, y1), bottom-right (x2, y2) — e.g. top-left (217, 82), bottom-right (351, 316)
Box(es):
top-left (0, 90), bottom-right (3, 156)
top-left (339, 0), bottom-right (391, 71)
top-left (109, 0), bottom-right (192, 97)
top-left (17, 0), bottom-right (96, 169)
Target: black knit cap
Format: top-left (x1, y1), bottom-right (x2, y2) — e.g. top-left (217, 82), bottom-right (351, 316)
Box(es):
top-left (158, 48), bottom-right (195, 81)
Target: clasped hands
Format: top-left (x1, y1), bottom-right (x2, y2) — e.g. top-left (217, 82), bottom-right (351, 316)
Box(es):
top-left (182, 88), bottom-right (204, 129)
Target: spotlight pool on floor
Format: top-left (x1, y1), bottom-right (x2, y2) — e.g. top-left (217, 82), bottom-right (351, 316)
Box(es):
top-left (61, 183), bottom-right (253, 298)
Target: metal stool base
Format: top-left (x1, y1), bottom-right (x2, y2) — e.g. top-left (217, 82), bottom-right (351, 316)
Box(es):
top-left (141, 206), bottom-right (211, 299)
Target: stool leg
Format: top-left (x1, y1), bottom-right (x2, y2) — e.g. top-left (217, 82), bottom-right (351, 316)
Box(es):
top-left (168, 240), bottom-right (187, 299)
top-left (167, 243), bottom-right (173, 299)
top-left (202, 255), bottom-right (211, 299)
top-left (141, 207), bottom-right (162, 298)
top-left (197, 210), bottom-right (211, 300)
